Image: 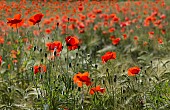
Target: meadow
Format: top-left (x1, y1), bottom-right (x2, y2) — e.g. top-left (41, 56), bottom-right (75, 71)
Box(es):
top-left (0, 0), bottom-right (170, 110)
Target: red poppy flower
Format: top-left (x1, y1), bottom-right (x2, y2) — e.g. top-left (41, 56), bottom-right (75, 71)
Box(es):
top-left (7, 14), bottom-right (24, 28)
top-left (128, 66), bottom-right (140, 76)
top-left (123, 34), bottom-right (127, 40)
top-left (45, 29), bottom-right (51, 34)
top-left (111, 37), bottom-right (121, 45)
top-left (89, 85), bottom-right (105, 95)
top-left (29, 13), bottom-right (44, 26)
top-left (73, 72), bottom-right (91, 87)
top-left (78, 5), bottom-right (84, 12)
top-left (109, 27), bottom-right (115, 33)
top-left (160, 14), bottom-right (166, 19)
top-left (0, 56), bottom-right (2, 65)
top-left (33, 65), bottom-right (47, 74)
top-left (0, 37), bottom-right (4, 44)
top-left (158, 38), bottom-right (163, 44)
top-left (65, 36), bottom-right (80, 50)
top-left (101, 51), bottom-right (116, 63)
top-left (46, 41), bottom-right (62, 56)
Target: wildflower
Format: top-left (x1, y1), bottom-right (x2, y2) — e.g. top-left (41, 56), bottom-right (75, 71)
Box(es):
top-left (128, 66), bottom-right (140, 76)
top-left (161, 29), bottom-right (166, 34)
top-left (111, 37), bottom-right (121, 45)
top-left (45, 29), bottom-right (51, 34)
top-left (101, 51), bottom-right (116, 63)
top-left (65, 36), bottom-right (80, 50)
top-left (73, 72), bottom-right (91, 87)
top-left (134, 36), bottom-right (138, 41)
top-left (0, 56), bottom-right (2, 65)
top-left (46, 41), bottom-right (62, 56)
top-left (0, 37), bottom-right (4, 44)
top-left (158, 38), bottom-right (163, 44)
top-left (7, 14), bottom-right (24, 28)
top-left (160, 14), bottom-right (166, 19)
top-left (78, 5), bottom-right (84, 12)
top-left (29, 13), bottom-right (44, 25)
top-left (12, 60), bottom-right (18, 64)
top-left (123, 34), bottom-right (127, 40)
top-left (33, 65), bottom-right (47, 74)
top-left (109, 27), bottom-right (115, 33)
top-left (143, 41), bottom-right (148, 46)
top-left (89, 85), bottom-right (105, 95)
top-left (11, 50), bottom-right (18, 58)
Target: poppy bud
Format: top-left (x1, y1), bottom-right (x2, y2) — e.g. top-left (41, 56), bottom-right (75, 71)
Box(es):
top-left (33, 46), bottom-right (36, 51)
top-left (58, 75), bottom-right (60, 79)
top-left (57, 22), bottom-right (59, 26)
top-left (38, 95), bottom-right (40, 99)
top-left (78, 87), bottom-right (81, 91)
top-left (95, 64), bottom-right (98, 69)
top-left (106, 68), bottom-right (109, 72)
top-left (96, 46), bottom-right (99, 49)
top-left (124, 96), bottom-right (127, 100)
top-left (114, 75), bottom-right (117, 82)
top-left (91, 78), bottom-right (94, 81)
top-left (89, 60), bottom-right (92, 64)
top-left (69, 63), bottom-right (72, 68)
top-left (54, 51), bottom-right (56, 56)
top-left (135, 77), bottom-right (138, 81)
top-left (156, 100), bottom-right (158, 103)
top-left (31, 67), bottom-right (33, 72)
top-left (141, 81), bottom-right (143, 85)
top-left (87, 54), bottom-right (90, 57)
top-left (76, 53), bottom-right (78, 57)
top-left (78, 46), bottom-right (80, 50)
top-left (8, 87), bottom-right (11, 92)
top-left (102, 80), bottom-right (105, 84)
top-left (55, 87), bottom-right (58, 91)
top-left (39, 48), bottom-right (42, 52)
top-left (45, 53), bottom-right (47, 58)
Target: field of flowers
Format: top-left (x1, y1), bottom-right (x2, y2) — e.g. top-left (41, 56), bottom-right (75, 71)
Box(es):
top-left (0, 0), bottom-right (170, 110)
